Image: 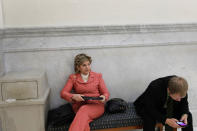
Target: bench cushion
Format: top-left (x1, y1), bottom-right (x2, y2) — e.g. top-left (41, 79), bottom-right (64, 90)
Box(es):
top-left (47, 102), bottom-right (143, 131)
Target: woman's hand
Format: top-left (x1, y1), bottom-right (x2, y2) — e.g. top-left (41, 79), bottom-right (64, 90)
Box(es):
top-left (100, 95), bottom-right (106, 103)
top-left (71, 94), bottom-right (84, 102)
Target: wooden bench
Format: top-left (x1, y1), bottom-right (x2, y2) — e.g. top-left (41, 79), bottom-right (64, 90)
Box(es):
top-left (94, 123), bottom-right (177, 131)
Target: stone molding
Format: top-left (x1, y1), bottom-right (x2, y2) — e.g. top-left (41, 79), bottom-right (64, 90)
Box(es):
top-left (0, 29), bottom-right (3, 38)
top-left (0, 23), bottom-right (197, 53)
top-left (0, 53), bottom-right (4, 76)
top-left (1, 41), bottom-right (197, 53)
top-left (1, 23), bottom-right (197, 38)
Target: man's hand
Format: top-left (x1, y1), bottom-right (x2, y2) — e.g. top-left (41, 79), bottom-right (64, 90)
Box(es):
top-left (180, 114), bottom-right (188, 125)
top-left (100, 95), bottom-right (106, 103)
top-left (71, 94), bottom-right (84, 102)
top-left (165, 118), bottom-right (181, 128)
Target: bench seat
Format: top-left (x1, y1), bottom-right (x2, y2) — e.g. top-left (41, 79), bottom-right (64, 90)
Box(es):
top-left (47, 102), bottom-right (176, 131)
top-left (90, 102), bottom-right (143, 130)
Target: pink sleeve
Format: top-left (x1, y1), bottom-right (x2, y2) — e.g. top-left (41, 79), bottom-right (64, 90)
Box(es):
top-left (60, 75), bottom-right (74, 102)
top-left (98, 73), bottom-right (110, 101)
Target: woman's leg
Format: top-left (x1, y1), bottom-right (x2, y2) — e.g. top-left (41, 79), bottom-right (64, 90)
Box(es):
top-left (69, 104), bottom-right (104, 131)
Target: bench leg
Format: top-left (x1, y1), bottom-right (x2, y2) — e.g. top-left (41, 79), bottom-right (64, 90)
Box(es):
top-left (157, 123), bottom-right (177, 131)
top-left (159, 126), bottom-right (163, 131)
top-left (156, 123), bottom-right (163, 131)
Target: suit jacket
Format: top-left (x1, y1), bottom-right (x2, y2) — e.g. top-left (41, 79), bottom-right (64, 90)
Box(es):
top-left (134, 76), bottom-right (189, 124)
top-left (61, 71), bottom-right (110, 112)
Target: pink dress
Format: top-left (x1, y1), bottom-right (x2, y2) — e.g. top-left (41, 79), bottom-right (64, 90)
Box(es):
top-left (61, 71), bottom-right (110, 131)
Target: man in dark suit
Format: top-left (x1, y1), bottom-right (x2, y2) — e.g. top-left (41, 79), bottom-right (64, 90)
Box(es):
top-left (134, 76), bottom-right (193, 131)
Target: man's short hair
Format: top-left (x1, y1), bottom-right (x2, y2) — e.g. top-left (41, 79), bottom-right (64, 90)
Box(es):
top-left (168, 76), bottom-right (188, 97)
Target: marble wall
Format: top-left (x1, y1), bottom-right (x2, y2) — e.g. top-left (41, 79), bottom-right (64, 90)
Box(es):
top-left (0, 23), bottom-right (197, 126)
top-left (2, 0), bottom-right (197, 27)
top-left (0, 53), bottom-right (4, 76)
top-left (0, 0), bottom-right (3, 29)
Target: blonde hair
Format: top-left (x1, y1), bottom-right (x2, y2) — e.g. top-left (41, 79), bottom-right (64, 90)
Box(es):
top-left (168, 76), bottom-right (188, 97)
top-left (74, 53), bottom-right (92, 73)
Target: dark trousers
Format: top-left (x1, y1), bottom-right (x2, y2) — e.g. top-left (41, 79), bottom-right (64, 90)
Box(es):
top-left (142, 112), bottom-right (193, 131)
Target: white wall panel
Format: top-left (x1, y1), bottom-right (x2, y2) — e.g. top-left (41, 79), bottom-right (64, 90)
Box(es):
top-left (2, 0), bottom-right (197, 27)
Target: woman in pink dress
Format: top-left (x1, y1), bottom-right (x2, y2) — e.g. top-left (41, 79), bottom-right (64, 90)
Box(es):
top-left (61, 53), bottom-right (110, 131)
